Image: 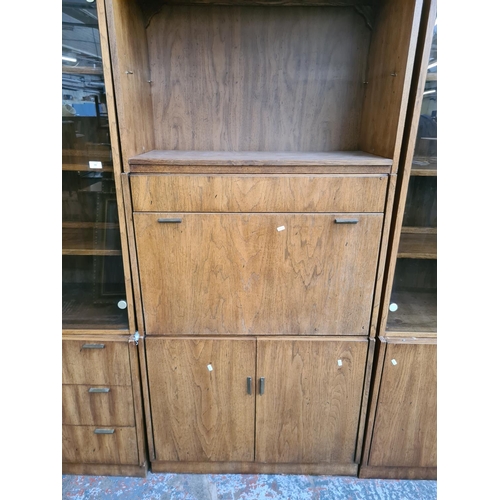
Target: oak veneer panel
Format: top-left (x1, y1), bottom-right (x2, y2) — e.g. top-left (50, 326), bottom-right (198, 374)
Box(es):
top-left (255, 338), bottom-right (368, 463)
top-left (397, 232), bottom-right (436, 259)
top-left (147, 6), bottom-right (370, 151)
top-left (134, 213), bottom-right (383, 335)
top-left (360, 0), bottom-right (423, 165)
top-left (105, 0), bottom-right (155, 163)
top-left (62, 463), bottom-right (147, 477)
top-left (62, 385), bottom-right (135, 427)
top-left (62, 426), bottom-right (139, 465)
top-left (131, 174), bottom-right (388, 212)
top-left (359, 465), bottom-right (436, 479)
top-left (386, 289), bottom-right (436, 333)
top-left (369, 341), bottom-right (437, 467)
top-left (147, 338), bottom-right (256, 462)
top-left (62, 340), bottom-right (131, 386)
top-left (151, 461), bottom-right (358, 475)
top-left (129, 150), bottom-right (393, 167)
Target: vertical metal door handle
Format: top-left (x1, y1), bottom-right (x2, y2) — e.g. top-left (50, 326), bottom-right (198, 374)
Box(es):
top-left (259, 377), bottom-right (265, 395)
top-left (247, 377), bottom-right (252, 395)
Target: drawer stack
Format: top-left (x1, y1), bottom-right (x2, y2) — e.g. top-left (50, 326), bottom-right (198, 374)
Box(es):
top-left (62, 339), bottom-right (142, 473)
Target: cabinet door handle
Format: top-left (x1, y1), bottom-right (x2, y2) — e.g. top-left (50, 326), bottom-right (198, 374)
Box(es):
top-left (94, 428), bottom-right (115, 434)
top-left (259, 377), bottom-right (265, 395)
top-left (88, 388), bottom-right (110, 393)
top-left (334, 218), bottom-right (359, 224)
top-left (247, 377), bottom-right (252, 395)
top-left (82, 344), bottom-right (105, 349)
top-left (158, 218), bottom-right (182, 223)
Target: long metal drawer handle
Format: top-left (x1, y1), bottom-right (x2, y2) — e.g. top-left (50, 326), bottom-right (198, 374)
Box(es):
top-left (334, 219), bottom-right (359, 224)
top-left (94, 428), bottom-right (115, 434)
top-left (88, 388), bottom-right (110, 393)
top-left (158, 218), bottom-right (182, 223)
top-left (259, 377), bottom-right (265, 395)
top-left (247, 377), bottom-right (252, 395)
top-left (82, 344), bottom-right (105, 349)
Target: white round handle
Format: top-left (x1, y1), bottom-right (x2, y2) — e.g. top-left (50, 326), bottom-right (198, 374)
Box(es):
top-left (117, 300), bottom-right (127, 310)
top-left (389, 303), bottom-right (398, 312)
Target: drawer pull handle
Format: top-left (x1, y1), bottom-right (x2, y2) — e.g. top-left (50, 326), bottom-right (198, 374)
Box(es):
top-left (88, 388), bottom-right (110, 393)
top-left (158, 218), bottom-right (182, 223)
top-left (82, 344), bottom-right (105, 349)
top-left (94, 428), bottom-right (115, 434)
top-left (259, 377), bottom-right (265, 396)
top-left (247, 377), bottom-right (252, 395)
top-left (334, 219), bottom-right (359, 224)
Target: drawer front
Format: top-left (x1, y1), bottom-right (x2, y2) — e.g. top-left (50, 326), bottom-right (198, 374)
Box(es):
top-left (62, 340), bottom-right (131, 386)
top-left (135, 212), bottom-right (383, 335)
top-left (131, 174), bottom-right (388, 213)
top-left (62, 425), bottom-right (138, 465)
top-left (62, 385), bottom-right (135, 426)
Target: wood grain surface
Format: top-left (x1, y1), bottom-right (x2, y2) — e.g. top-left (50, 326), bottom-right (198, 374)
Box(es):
top-left (255, 338), bottom-right (368, 463)
top-left (360, 0), bottom-right (423, 164)
top-left (62, 462), bottom-right (147, 477)
top-left (62, 385), bottom-right (135, 426)
top-left (129, 150), bottom-right (393, 166)
top-left (147, 6), bottom-right (370, 151)
top-left (368, 341), bottom-right (437, 467)
top-left (359, 465), bottom-right (436, 479)
top-left (130, 174), bottom-right (388, 212)
top-left (62, 425), bottom-right (139, 465)
top-left (62, 340), bottom-right (132, 386)
top-left (105, 0), bottom-right (155, 163)
top-left (146, 338), bottom-right (256, 462)
top-left (134, 213), bottom-right (383, 335)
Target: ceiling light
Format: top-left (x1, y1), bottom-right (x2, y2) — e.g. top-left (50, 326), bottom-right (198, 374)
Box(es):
top-left (423, 89), bottom-right (436, 95)
top-left (62, 55), bottom-right (77, 63)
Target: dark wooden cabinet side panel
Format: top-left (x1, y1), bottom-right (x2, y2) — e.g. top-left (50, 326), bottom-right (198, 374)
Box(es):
top-left (147, 338), bottom-right (256, 462)
top-left (360, 0), bottom-right (423, 164)
top-left (368, 342), bottom-right (437, 468)
top-left (105, 0), bottom-right (155, 163)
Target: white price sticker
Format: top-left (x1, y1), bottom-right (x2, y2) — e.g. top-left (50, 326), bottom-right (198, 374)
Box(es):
top-left (89, 161), bottom-right (103, 169)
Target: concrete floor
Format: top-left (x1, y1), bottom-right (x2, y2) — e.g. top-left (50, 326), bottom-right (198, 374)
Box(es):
top-left (62, 473), bottom-right (437, 499)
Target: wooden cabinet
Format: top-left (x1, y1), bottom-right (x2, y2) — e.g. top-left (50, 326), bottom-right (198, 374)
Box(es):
top-left (62, 0), bottom-right (147, 477)
top-left (360, 0), bottom-right (437, 480)
top-left (147, 338), bottom-right (256, 462)
top-left (367, 339), bottom-right (437, 469)
top-left (100, 0), bottom-right (432, 478)
top-left (146, 337), bottom-right (367, 473)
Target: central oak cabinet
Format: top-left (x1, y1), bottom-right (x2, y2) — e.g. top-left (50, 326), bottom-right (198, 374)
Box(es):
top-left (102, 0), bottom-right (426, 475)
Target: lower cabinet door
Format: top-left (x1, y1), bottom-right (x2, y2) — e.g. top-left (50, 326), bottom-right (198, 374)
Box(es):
top-left (147, 338), bottom-right (256, 462)
top-left (62, 426), bottom-right (139, 465)
top-left (255, 338), bottom-right (368, 464)
top-left (368, 339), bottom-right (437, 468)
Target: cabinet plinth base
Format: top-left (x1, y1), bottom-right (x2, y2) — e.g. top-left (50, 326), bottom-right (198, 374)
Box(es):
top-left (62, 463), bottom-right (147, 478)
top-left (151, 461), bottom-right (358, 475)
top-left (359, 466), bottom-right (437, 480)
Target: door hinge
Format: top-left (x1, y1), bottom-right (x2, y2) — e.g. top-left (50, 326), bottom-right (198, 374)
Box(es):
top-left (129, 331), bottom-right (142, 345)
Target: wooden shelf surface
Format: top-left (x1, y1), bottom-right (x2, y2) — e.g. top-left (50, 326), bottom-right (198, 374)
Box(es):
top-left (386, 289), bottom-right (437, 334)
top-left (62, 285), bottom-right (128, 330)
top-left (62, 227), bottom-right (121, 256)
top-left (398, 232), bottom-right (437, 259)
top-left (129, 150), bottom-right (393, 170)
top-left (411, 158), bottom-right (437, 176)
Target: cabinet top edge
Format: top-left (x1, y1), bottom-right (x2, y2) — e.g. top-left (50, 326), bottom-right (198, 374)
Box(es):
top-left (128, 150), bottom-right (394, 167)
